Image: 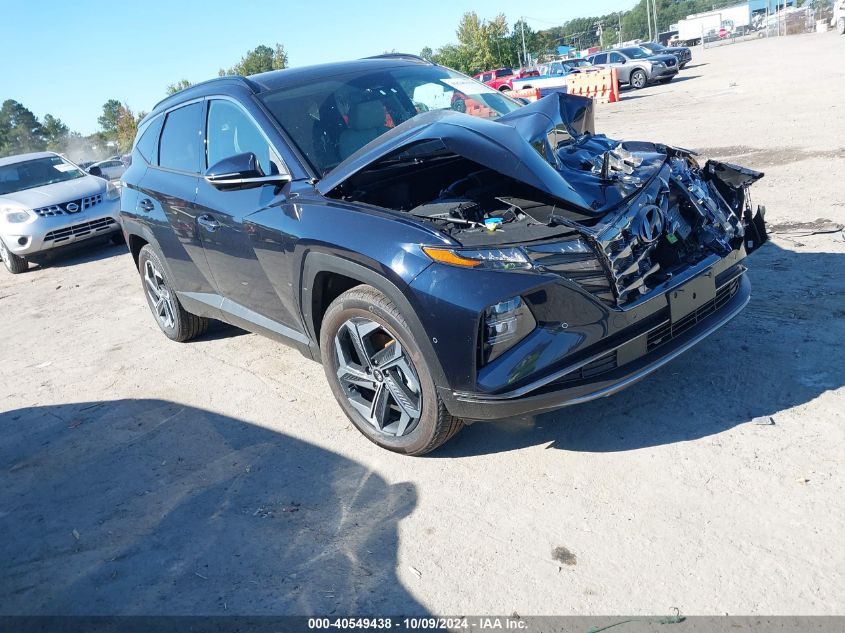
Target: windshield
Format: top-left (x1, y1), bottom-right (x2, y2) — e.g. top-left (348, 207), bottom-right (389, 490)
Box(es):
top-left (621, 47), bottom-right (651, 59)
top-left (259, 65), bottom-right (522, 175)
top-left (640, 42), bottom-right (661, 52)
top-left (0, 155), bottom-right (85, 195)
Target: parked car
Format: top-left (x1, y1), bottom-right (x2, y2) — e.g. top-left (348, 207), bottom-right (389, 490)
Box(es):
top-left (473, 67), bottom-right (539, 91)
top-left (638, 41), bottom-right (692, 69)
top-left (512, 59), bottom-right (601, 92)
top-left (0, 152), bottom-right (121, 273)
top-left (588, 47), bottom-right (678, 88)
top-left (86, 158), bottom-right (127, 181)
top-left (121, 54), bottom-right (768, 455)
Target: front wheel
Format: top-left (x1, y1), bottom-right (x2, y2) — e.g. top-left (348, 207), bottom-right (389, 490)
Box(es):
top-left (498, 85), bottom-right (511, 92)
top-left (630, 69), bottom-right (648, 89)
top-left (137, 244), bottom-right (208, 342)
top-left (0, 238), bottom-right (28, 274)
top-left (320, 285), bottom-right (463, 455)
top-left (838, 17), bottom-right (845, 34)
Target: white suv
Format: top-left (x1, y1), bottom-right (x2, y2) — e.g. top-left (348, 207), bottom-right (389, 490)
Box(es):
top-left (0, 152), bottom-right (121, 274)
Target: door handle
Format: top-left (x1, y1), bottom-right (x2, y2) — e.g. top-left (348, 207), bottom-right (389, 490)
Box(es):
top-left (197, 214), bottom-right (221, 232)
top-left (137, 198), bottom-right (154, 213)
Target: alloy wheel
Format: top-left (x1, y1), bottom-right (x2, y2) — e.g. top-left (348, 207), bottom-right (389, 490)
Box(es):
top-left (334, 317), bottom-right (422, 437)
top-left (143, 259), bottom-right (176, 329)
top-left (632, 71), bottom-right (647, 89)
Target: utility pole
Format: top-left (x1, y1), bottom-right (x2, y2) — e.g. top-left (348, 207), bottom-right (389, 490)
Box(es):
top-left (520, 17), bottom-right (528, 67)
top-left (653, 0), bottom-right (660, 41)
top-left (646, 0), bottom-right (654, 40)
top-left (618, 11), bottom-right (623, 46)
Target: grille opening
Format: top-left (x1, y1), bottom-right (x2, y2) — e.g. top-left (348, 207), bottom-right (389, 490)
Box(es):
top-left (44, 217), bottom-right (117, 244)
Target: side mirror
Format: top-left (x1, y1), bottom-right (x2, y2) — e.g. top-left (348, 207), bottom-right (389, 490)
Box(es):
top-left (204, 152), bottom-right (291, 191)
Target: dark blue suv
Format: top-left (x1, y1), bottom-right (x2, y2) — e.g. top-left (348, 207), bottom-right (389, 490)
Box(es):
top-left (120, 54), bottom-right (767, 455)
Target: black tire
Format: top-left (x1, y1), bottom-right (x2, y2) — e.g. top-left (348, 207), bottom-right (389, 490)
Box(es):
top-left (320, 285), bottom-right (463, 456)
top-left (838, 17), bottom-right (845, 35)
top-left (498, 85), bottom-right (511, 92)
top-left (137, 244), bottom-right (208, 342)
top-left (0, 238), bottom-right (28, 274)
top-left (630, 69), bottom-right (648, 89)
top-left (679, 63), bottom-right (688, 70)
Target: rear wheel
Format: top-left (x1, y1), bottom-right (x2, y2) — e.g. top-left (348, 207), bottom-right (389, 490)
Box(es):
top-left (138, 244), bottom-right (208, 342)
top-left (838, 17), bottom-right (845, 34)
top-left (0, 238), bottom-right (28, 274)
top-left (630, 69), bottom-right (648, 89)
top-left (320, 285), bottom-right (463, 455)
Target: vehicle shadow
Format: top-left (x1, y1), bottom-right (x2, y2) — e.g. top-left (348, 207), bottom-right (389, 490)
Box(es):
top-left (30, 237), bottom-right (128, 269)
top-left (437, 241), bottom-right (844, 457)
top-left (0, 400), bottom-right (424, 615)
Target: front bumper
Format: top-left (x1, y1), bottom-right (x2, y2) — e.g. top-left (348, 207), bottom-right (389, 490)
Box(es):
top-left (1, 199), bottom-right (120, 257)
top-left (442, 272), bottom-right (749, 420)
top-left (651, 66), bottom-right (679, 80)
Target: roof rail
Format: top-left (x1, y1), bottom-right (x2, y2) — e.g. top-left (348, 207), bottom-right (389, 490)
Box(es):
top-left (364, 53), bottom-right (432, 64)
top-left (150, 75), bottom-right (263, 113)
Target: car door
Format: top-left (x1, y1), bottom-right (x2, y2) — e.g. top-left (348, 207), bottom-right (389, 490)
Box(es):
top-left (140, 101), bottom-right (220, 301)
top-left (194, 97), bottom-right (302, 336)
top-left (608, 52), bottom-right (631, 83)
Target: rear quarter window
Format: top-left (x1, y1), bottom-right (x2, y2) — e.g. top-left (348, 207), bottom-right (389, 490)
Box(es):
top-left (135, 115), bottom-right (164, 164)
top-left (158, 103), bottom-right (203, 173)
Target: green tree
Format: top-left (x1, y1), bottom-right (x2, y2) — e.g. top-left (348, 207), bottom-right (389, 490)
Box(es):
top-left (0, 99), bottom-right (46, 156)
top-left (219, 43), bottom-right (289, 76)
top-left (42, 114), bottom-right (70, 152)
top-left (115, 103), bottom-right (141, 154)
top-left (166, 79), bottom-right (193, 95)
top-left (419, 46), bottom-right (433, 61)
top-left (430, 44), bottom-right (465, 72)
top-left (97, 99), bottom-right (122, 141)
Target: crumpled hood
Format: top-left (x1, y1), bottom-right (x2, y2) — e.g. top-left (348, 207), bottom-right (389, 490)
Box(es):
top-left (0, 175), bottom-right (106, 209)
top-left (317, 93), bottom-right (670, 216)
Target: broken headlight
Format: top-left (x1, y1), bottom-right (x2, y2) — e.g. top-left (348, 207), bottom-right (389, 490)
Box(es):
top-left (422, 246), bottom-right (531, 270)
top-left (480, 296), bottom-right (537, 364)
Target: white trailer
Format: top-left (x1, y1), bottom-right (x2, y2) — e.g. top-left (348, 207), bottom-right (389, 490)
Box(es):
top-left (677, 3), bottom-right (752, 44)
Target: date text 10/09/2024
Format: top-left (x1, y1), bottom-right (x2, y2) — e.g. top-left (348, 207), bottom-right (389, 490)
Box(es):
top-left (308, 617), bottom-right (528, 630)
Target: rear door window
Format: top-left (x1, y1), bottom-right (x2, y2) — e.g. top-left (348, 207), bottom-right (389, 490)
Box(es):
top-left (610, 53), bottom-right (625, 64)
top-left (158, 102), bottom-right (203, 173)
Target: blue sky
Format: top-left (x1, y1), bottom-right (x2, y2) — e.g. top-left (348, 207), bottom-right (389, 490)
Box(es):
top-left (1, 0), bottom-right (633, 134)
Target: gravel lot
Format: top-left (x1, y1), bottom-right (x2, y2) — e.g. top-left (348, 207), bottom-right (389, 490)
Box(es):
top-left (1, 32), bottom-right (843, 616)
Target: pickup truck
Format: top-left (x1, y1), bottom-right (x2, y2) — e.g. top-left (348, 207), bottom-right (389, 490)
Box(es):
top-left (473, 67), bottom-right (539, 91)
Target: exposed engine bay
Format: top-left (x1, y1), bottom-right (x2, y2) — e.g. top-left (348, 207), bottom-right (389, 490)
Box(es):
top-left (322, 93), bottom-right (767, 307)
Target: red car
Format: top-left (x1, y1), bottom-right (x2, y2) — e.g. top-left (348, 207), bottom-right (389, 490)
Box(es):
top-left (473, 67), bottom-right (539, 91)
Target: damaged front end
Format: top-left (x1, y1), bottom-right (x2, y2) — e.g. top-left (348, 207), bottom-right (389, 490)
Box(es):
top-left (320, 92), bottom-right (768, 309)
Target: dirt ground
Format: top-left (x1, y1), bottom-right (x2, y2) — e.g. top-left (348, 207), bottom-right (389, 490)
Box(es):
top-left (1, 32), bottom-right (843, 617)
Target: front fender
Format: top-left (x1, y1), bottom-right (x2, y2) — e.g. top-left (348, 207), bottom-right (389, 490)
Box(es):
top-left (300, 251), bottom-right (450, 391)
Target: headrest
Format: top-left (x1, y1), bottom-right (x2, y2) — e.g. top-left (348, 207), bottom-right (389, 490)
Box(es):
top-left (349, 101), bottom-right (385, 131)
